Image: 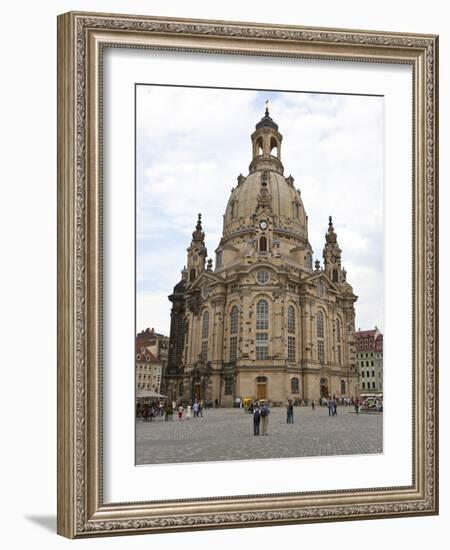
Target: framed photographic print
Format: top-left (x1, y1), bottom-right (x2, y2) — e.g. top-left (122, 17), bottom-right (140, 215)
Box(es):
top-left (57, 11), bottom-right (439, 538)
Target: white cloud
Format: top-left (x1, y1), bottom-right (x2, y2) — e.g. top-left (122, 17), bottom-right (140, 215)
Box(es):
top-left (136, 86), bottom-right (384, 335)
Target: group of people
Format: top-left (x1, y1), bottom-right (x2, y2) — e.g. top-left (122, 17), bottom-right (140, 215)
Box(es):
top-left (136, 401), bottom-right (165, 421)
top-left (252, 401), bottom-right (271, 435)
top-left (176, 400), bottom-right (205, 420)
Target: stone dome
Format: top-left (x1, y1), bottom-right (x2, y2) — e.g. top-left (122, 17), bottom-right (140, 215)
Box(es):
top-left (223, 170), bottom-right (308, 240)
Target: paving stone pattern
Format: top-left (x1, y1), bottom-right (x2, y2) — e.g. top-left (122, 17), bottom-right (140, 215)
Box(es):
top-left (136, 406), bottom-right (383, 465)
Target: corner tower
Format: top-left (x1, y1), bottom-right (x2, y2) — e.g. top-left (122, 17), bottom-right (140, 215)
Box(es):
top-left (186, 214), bottom-right (207, 282)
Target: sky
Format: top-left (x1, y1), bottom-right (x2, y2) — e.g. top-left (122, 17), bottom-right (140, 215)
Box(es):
top-left (136, 85), bottom-right (384, 336)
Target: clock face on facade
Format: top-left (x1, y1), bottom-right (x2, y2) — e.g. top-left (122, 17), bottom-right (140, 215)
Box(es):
top-left (259, 220), bottom-right (268, 230)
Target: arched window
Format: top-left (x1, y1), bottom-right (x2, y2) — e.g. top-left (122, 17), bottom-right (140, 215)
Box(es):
top-left (202, 311), bottom-right (209, 339)
top-left (229, 305), bottom-right (239, 362)
top-left (341, 380), bottom-right (346, 395)
top-left (335, 318), bottom-right (341, 341)
top-left (259, 235), bottom-right (267, 252)
top-left (231, 201), bottom-right (237, 219)
top-left (293, 202), bottom-right (300, 218)
top-left (317, 311), bottom-right (324, 338)
top-left (291, 377), bottom-right (299, 394)
top-left (256, 300), bottom-right (269, 360)
top-left (270, 137), bottom-right (279, 157)
top-left (256, 299), bottom-right (269, 330)
top-left (317, 310), bottom-right (325, 363)
top-left (189, 268), bottom-right (196, 282)
top-left (256, 137), bottom-right (263, 156)
top-left (230, 305), bottom-right (239, 334)
top-left (287, 336), bottom-right (296, 361)
top-left (288, 305), bottom-right (295, 333)
top-left (201, 310), bottom-right (209, 361)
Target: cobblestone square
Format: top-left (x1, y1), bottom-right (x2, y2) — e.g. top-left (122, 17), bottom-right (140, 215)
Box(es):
top-left (136, 406), bottom-right (383, 465)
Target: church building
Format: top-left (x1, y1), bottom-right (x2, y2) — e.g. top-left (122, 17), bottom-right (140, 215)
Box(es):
top-left (164, 106), bottom-right (359, 406)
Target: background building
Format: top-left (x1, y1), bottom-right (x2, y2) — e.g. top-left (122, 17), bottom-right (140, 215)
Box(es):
top-left (355, 327), bottom-right (383, 395)
top-left (135, 346), bottom-right (162, 392)
top-left (165, 107), bottom-right (359, 405)
top-left (136, 328), bottom-right (169, 393)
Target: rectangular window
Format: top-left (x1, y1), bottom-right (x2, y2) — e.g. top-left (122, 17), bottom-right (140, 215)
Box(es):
top-left (361, 371), bottom-right (365, 378)
top-left (201, 340), bottom-right (208, 361)
top-left (256, 333), bottom-right (268, 360)
top-left (318, 340), bottom-right (324, 363)
top-left (287, 336), bottom-right (296, 361)
top-left (372, 382), bottom-right (376, 389)
top-left (372, 370), bottom-right (375, 377)
top-left (224, 378), bottom-right (233, 395)
top-left (256, 315), bottom-right (268, 330)
top-left (337, 345), bottom-right (342, 365)
top-left (229, 336), bottom-right (237, 362)
top-left (371, 360), bottom-right (374, 366)
top-left (362, 382), bottom-right (366, 389)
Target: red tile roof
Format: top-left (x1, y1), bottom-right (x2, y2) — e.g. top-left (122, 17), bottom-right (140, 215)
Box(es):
top-left (355, 327), bottom-right (383, 353)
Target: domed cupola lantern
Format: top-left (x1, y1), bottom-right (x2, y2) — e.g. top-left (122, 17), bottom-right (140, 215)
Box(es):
top-left (249, 101), bottom-right (284, 175)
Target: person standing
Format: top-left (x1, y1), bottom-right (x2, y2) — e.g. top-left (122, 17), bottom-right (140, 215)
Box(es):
top-left (311, 399), bottom-right (315, 411)
top-left (260, 402), bottom-right (270, 435)
top-left (327, 399), bottom-right (333, 416)
top-left (185, 404), bottom-right (192, 420)
top-left (177, 404), bottom-right (184, 420)
top-left (253, 403), bottom-right (261, 435)
top-left (286, 400), bottom-right (294, 424)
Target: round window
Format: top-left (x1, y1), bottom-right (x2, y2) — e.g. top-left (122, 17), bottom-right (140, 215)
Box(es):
top-left (256, 270), bottom-right (269, 284)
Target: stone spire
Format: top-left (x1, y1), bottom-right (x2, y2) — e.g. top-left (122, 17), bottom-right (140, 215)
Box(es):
top-left (322, 216), bottom-right (343, 283)
top-left (186, 213), bottom-right (207, 282)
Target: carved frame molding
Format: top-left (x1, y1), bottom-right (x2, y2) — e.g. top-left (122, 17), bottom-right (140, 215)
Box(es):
top-left (57, 12), bottom-right (438, 538)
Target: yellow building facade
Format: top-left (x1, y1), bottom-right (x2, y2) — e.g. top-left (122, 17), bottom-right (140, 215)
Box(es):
top-left (165, 108), bottom-right (359, 406)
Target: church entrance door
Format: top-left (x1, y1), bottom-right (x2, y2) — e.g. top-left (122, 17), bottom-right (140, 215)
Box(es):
top-left (256, 383), bottom-right (267, 401)
top-left (194, 383), bottom-right (201, 401)
top-left (256, 376), bottom-right (268, 401)
top-left (320, 378), bottom-right (329, 399)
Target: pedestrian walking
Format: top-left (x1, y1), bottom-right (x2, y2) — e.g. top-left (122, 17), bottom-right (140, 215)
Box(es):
top-left (177, 404), bottom-right (184, 420)
top-left (332, 398), bottom-right (338, 416)
top-left (185, 404), bottom-right (191, 420)
top-left (253, 403), bottom-right (261, 435)
top-left (193, 401), bottom-right (199, 418)
top-left (354, 400), bottom-right (360, 415)
top-left (311, 400), bottom-right (315, 410)
top-left (260, 402), bottom-right (270, 435)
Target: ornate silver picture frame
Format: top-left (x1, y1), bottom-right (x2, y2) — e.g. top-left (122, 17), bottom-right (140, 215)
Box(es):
top-left (57, 11), bottom-right (438, 538)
